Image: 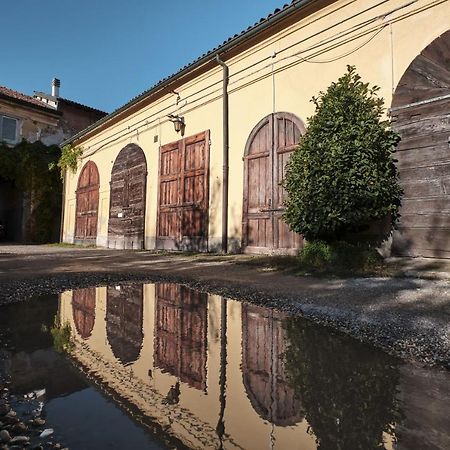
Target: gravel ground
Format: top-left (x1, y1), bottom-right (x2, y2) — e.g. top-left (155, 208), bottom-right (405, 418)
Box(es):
top-left (0, 245), bottom-right (449, 370)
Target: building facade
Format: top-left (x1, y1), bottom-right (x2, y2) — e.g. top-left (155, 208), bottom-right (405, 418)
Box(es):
top-left (61, 0), bottom-right (450, 257)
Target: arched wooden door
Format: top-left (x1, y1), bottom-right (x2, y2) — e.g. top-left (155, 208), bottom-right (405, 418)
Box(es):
top-left (243, 112), bottom-right (305, 254)
top-left (391, 30), bottom-right (450, 257)
top-left (75, 161), bottom-right (99, 244)
top-left (108, 144), bottom-right (147, 249)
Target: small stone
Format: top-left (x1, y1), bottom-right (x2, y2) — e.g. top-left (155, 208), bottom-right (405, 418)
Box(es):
top-left (33, 418), bottom-right (46, 427)
top-left (32, 446), bottom-right (44, 450)
top-left (0, 403), bottom-right (9, 416)
top-left (0, 429), bottom-right (11, 443)
top-left (10, 435), bottom-right (30, 444)
top-left (12, 421), bottom-right (28, 433)
top-left (39, 428), bottom-right (54, 438)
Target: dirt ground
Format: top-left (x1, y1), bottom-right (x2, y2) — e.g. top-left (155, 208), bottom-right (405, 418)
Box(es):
top-left (0, 244), bottom-right (449, 369)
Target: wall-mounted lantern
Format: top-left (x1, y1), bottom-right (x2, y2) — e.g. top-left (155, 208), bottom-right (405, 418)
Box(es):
top-left (168, 114), bottom-right (185, 136)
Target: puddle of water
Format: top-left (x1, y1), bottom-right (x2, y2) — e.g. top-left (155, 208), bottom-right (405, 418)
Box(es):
top-left (0, 283), bottom-right (449, 450)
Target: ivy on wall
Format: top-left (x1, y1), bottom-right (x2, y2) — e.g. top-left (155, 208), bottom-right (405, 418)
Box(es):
top-left (55, 144), bottom-right (83, 179)
top-left (0, 140), bottom-right (62, 242)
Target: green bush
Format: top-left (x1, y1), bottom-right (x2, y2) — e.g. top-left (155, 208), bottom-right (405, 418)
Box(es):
top-left (298, 240), bottom-right (383, 273)
top-left (283, 66), bottom-right (402, 243)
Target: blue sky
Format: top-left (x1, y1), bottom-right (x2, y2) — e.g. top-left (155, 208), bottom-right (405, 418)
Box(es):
top-left (1, 0), bottom-right (285, 112)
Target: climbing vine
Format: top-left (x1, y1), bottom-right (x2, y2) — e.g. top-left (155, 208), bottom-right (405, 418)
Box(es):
top-left (0, 140), bottom-right (62, 242)
top-left (56, 144), bottom-right (83, 178)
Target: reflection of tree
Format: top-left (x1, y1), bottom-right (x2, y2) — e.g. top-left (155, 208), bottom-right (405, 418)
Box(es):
top-left (285, 318), bottom-right (401, 450)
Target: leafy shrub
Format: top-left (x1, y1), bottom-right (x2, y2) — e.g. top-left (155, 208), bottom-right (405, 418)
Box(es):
top-left (283, 66), bottom-right (402, 243)
top-left (298, 240), bottom-right (383, 274)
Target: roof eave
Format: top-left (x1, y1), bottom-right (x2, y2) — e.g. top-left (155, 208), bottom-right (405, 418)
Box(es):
top-left (62, 0), bottom-right (317, 148)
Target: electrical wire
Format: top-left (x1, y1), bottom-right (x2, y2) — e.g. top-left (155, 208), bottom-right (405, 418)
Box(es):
top-left (79, 0), bottom-right (409, 154)
top-left (81, 0), bottom-right (446, 158)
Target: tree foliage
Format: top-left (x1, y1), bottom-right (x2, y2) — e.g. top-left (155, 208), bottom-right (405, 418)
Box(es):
top-left (283, 66), bottom-right (402, 243)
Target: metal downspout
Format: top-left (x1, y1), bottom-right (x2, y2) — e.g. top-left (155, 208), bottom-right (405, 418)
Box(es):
top-left (216, 55), bottom-right (229, 254)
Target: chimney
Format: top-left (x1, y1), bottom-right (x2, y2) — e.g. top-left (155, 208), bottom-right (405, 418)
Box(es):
top-left (52, 78), bottom-right (60, 97)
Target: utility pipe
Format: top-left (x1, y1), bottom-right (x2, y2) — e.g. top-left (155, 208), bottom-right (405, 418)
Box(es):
top-left (216, 55), bottom-right (229, 254)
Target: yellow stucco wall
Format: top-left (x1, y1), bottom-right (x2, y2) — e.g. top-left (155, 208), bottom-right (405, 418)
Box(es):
top-left (62, 0), bottom-right (450, 249)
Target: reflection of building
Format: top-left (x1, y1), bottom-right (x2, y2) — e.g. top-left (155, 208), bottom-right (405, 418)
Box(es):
top-left (154, 283), bottom-right (207, 390)
top-left (242, 304), bottom-right (304, 426)
top-left (58, 285), bottom-right (318, 450)
top-left (106, 284), bottom-right (144, 365)
top-left (72, 287), bottom-right (96, 339)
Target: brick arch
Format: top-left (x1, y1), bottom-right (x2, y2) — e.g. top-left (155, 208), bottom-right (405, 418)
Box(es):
top-left (242, 112), bottom-right (305, 254)
top-left (108, 143), bottom-right (147, 249)
top-left (75, 160), bottom-right (99, 243)
top-left (391, 30), bottom-right (450, 257)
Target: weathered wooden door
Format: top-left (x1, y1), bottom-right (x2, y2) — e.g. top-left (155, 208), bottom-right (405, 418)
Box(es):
top-left (154, 283), bottom-right (207, 390)
top-left (75, 161), bottom-right (99, 243)
top-left (157, 131), bottom-right (210, 251)
top-left (108, 144), bottom-right (147, 249)
top-left (243, 113), bottom-right (305, 254)
top-left (391, 30), bottom-right (450, 257)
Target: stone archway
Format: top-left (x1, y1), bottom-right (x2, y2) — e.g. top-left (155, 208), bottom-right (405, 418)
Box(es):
top-left (391, 30), bottom-right (450, 257)
top-left (74, 161), bottom-right (99, 244)
top-left (242, 112), bottom-right (305, 254)
top-left (108, 144), bottom-right (147, 249)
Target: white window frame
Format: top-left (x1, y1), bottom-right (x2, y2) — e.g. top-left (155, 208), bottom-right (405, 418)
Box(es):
top-left (0, 115), bottom-right (19, 145)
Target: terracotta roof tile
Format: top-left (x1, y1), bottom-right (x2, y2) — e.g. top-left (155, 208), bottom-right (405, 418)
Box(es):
top-left (0, 86), bottom-right (56, 110)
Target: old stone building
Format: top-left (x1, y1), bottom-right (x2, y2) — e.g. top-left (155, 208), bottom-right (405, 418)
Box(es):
top-left (61, 0), bottom-right (450, 257)
top-left (0, 79), bottom-right (106, 242)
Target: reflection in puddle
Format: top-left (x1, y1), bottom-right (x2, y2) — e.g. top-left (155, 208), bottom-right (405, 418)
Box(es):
top-left (1, 283), bottom-right (449, 450)
top-left (155, 283), bottom-right (207, 391)
top-left (57, 283), bottom-right (450, 450)
top-left (242, 304), bottom-right (303, 427)
top-left (106, 284), bottom-right (144, 365)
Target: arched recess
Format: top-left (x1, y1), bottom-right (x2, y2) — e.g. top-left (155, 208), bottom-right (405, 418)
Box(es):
top-left (75, 160), bottom-right (99, 244)
top-left (72, 287), bottom-right (96, 340)
top-left (391, 30), bottom-right (450, 257)
top-left (106, 284), bottom-right (144, 366)
top-left (108, 143), bottom-right (147, 249)
top-left (241, 304), bottom-right (304, 426)
top-left (243, 112), bottom-right (305, 254)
